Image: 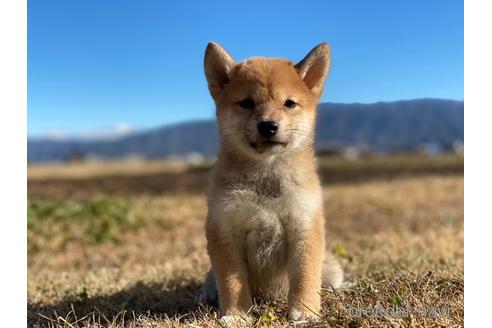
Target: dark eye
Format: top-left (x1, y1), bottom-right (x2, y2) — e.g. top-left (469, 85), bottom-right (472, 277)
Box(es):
top-left (284, 99), bottom-right (296, 109)
top-left (238, 98), bottom-right (255, 109)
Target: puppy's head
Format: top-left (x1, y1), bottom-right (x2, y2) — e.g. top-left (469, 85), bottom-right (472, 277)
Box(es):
top-left (204, 42), bottom-right (330, 160)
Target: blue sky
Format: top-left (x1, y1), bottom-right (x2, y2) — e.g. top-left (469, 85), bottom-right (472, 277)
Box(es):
top-left (28, 0), bottom-right (463, 137)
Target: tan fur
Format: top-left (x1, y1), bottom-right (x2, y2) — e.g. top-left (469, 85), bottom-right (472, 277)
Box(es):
top-left (201, 42), bottom-right (343, 322)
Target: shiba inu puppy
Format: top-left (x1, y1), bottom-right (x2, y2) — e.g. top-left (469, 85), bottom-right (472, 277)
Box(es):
top-left (200, 42), bottom-right (343, 323)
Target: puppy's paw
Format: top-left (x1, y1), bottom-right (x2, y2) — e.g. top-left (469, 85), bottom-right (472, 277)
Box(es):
top-left (288, 307), bottom-right (320, 324)
top-left (218, 315), bottom-right (250, 327)
top-left (338, 280), bottom-right (356, 289)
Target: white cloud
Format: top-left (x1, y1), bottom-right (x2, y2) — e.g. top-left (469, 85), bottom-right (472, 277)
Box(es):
top-left (37, 123), bottom-right (135, 141)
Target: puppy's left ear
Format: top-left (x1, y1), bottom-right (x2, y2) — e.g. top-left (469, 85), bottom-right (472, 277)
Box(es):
top-left (295, 43), bottom-right (331, 97)
top-left (204, 42), bottom-right (236, 100)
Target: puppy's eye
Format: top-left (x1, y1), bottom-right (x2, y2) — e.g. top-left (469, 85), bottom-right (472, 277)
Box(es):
top-left (284, 99), bottom-right (296, 109)
top-left (238, 98), bottom-right (255, 109)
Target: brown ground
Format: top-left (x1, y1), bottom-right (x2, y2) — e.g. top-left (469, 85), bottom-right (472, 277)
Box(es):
top-left (27, 156), bottom-right (464, 327)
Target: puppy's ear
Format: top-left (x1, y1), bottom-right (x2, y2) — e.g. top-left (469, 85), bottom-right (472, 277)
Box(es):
top-left (204, 42), bottom-right (236, 99)
top-left (295, 43), bottom-right (331, 97)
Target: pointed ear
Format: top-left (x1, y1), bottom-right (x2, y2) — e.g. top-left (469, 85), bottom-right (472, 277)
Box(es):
top-left (295, 43), bottom-right (331, 97)
top-left (204, 42), bottom-right (236, 100)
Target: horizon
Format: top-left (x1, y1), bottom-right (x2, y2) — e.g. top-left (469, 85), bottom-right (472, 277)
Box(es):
top-left (28, 0), bottom-right (463, 137)
top-left (28, 98), bottom-right (464, 141)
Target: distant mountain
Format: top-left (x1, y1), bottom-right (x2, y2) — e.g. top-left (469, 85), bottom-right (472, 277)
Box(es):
top-left (27, 99), bottom-right (464, 162)
top-left (315, 98), bottom-right (464, 152)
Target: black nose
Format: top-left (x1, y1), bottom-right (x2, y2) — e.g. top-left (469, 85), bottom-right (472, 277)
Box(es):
top-left (257, 121), bottom-right (278, 138)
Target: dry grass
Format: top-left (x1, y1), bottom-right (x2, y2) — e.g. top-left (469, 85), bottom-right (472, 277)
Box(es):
top-left (27, 160), bottom-right (190, 180)
top-left (28, 158), bottom-right (463, 327)
top-left (27, 154), bottom-right (463, 201)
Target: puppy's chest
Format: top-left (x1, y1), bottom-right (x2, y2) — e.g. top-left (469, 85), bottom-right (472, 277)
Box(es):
top-left (213, 170), bottom-right (321, 268)
top-left (226, 175), bottom-right (291, 228)
top-left (220, 173), bottom-right (319, 238)
top-left (217, 169), bottom-right (321, 228)
top-left (229, 177), bottom-right (290, 268)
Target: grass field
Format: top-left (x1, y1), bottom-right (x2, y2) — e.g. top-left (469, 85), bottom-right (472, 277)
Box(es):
top-left (27, 155), bottom-right (464, 327)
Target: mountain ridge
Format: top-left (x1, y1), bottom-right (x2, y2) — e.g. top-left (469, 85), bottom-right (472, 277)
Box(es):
top-left (28, 98), bottom-right (464, 162)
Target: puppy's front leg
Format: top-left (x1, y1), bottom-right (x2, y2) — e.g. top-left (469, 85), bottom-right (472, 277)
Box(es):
top-left (287, 216), bottom-right (325, 321)
top-left (207, 230), bottom-right (252, 317)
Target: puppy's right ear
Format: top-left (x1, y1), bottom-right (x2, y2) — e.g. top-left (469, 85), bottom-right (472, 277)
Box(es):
top-left (204, 42), bottom-right (236, 99)
top-left (295, 43), bottom-right (331, 98)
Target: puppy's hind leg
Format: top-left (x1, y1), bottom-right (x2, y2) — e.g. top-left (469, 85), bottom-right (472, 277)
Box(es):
top-left (322, 253), bottom-right (344, 289)
top-left (196, 270), bottom-right (218, 307)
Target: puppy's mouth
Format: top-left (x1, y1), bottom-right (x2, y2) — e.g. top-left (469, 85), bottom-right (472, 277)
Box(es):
top-left (249, 140), bottom-right (288, 151)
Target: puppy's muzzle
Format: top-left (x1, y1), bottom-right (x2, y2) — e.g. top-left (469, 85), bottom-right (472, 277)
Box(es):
top-left (257, 121), bottom-right (278, 138)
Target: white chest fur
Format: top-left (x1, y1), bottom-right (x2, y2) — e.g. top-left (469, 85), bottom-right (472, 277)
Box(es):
top-left (208, 174), bottom-right (322, 273)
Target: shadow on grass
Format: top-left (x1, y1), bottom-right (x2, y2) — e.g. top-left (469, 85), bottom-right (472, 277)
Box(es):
top-left (28, 280), bottom-right (215, 327)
